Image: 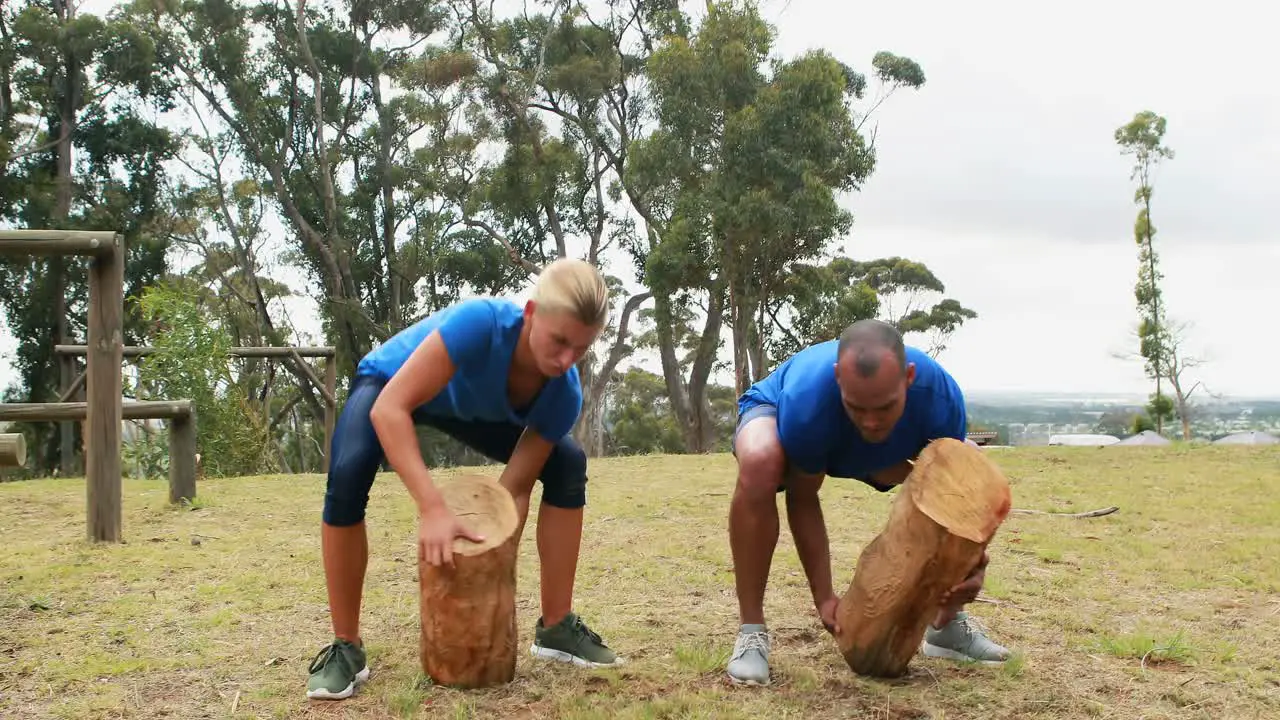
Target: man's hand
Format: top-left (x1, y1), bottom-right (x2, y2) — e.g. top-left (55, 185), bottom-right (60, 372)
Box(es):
top-left (418, 503), bottom-right (486, 568)
top-left (940, 548), bottom-right (989, 609)
top-left (816, 593), bottom-right (842, 636)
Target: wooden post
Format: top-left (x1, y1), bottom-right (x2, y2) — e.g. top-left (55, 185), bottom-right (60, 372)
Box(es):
top-left (322, 356), bottom-right (336, 474)
top-left (58, 353), bottom-right (74, 476)
top-left (85, 234), bottom-right (124, 543)
top-left (835, 438), bottom-right (1012, 678)
top-left (168, 408), bottom-right (197, 504)
top-left (419, 474), bottom-right (521, 689)
top-left (0, 433), bottom-right (26, 467)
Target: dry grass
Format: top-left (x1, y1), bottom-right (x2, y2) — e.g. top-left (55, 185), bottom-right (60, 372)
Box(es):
top-left (2, 445), bottom-right (1279, 719)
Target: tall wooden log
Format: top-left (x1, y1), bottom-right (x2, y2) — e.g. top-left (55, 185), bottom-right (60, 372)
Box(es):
top-left (835, 437), bottom-right (1012, 678)
top-left (419, 474), bottom-right (520, 689)
top-left (168, 409), bottom-right (198, 504)
top-left (0, 433), bottom-right (26, 467)
top-left (86, 236), bottom-right (124, 543)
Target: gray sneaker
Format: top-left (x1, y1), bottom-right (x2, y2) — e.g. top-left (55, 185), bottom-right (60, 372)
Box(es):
top-left (726, 624), bottom-right (771, 686)
top-left (921, 611), bottom-right (1010, 665)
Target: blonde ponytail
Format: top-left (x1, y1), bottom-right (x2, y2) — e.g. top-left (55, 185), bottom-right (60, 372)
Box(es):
top-left (532, 258), bottom-right (610, 327)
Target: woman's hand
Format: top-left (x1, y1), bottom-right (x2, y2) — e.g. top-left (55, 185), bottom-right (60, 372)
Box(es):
top-left (418, 503), bottom-right (486, 567)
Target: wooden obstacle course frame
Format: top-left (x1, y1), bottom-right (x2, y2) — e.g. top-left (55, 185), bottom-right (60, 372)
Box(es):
top-left (0, 230), bottom-right (124, 542)
top-left (0, 401), bottom-right (198, 505)
top-left (55, 344), bottom-right (338, 472)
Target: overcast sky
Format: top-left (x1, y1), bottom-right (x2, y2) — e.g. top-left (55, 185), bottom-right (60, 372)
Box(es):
top-left (2, 0), bottom-right (1276, 399)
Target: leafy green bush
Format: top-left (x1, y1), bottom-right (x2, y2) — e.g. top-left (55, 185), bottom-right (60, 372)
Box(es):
top-left (128, 281), bottom-right (275, 478)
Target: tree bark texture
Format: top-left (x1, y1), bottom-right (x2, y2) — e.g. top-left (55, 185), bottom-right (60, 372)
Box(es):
top-left (835, 438), bottom-right (1012, 678)
top-left (419, 474), bottom-right (521, 688)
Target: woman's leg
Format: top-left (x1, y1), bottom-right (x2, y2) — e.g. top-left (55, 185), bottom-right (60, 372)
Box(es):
top-left (309, 377), bottom-right (387, 699)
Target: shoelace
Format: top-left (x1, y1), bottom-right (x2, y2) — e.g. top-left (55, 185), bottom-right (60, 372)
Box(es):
top-left (958, 613), bottom-right (990, 638)
top-left (573, 617), bottom-right (607, 647)
top-left (733, 631), bottom-right (769, 659)
top-left (308, 642), bottom-right (353, 675)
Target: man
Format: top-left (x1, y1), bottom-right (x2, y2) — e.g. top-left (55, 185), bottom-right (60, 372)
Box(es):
top-left (726, 319), bottom-right (1010, 686)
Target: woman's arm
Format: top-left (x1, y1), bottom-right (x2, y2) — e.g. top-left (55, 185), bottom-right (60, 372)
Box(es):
top-left (369, 330), bottom-right (457, 515)
top-left (498, 428), bottom-right (555, 501)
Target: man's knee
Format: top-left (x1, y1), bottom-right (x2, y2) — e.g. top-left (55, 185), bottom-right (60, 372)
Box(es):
top-left (540, 435), bottom-right (588, 509)
top-left (734, 418), bottom-right (786, 499)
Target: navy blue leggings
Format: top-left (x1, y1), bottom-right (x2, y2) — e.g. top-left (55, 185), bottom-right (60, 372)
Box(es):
top-left (322, 374), bottom-right (589, 526)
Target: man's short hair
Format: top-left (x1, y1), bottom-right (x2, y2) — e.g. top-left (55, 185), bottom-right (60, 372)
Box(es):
top-left (837, 319), bottom-right (907, 378)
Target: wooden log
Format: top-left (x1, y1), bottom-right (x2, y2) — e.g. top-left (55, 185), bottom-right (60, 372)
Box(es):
top-left (419, 475), bottom-right (521, 689)
top-left (168, 409), bottom-right (198, 504)
top-left (59, 354), bottom-right (75, 476)
top-left (0, 433), bottom-right (26, 467)
top-left (54, 344), bottom-right (336, 358)
top-left (835, 437), bottom-right (1012, 678)
top-left (86, 236), bottom-right (124, 543)
top-left (0, 400), bottom-right (193, 422)
top-left (0, 230), bottom-right (119, 256)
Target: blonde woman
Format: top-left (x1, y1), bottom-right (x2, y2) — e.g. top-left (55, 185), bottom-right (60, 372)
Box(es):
top-left (307, 258), bottom-right (622, 701)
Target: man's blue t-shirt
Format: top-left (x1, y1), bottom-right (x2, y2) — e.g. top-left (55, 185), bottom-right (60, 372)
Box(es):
top-left (355, 297), bottom-right (583, 443)
top-left (739, 340), bottom-right (967, 486)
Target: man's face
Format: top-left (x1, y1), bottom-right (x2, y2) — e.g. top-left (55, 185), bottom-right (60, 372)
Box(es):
top-left (834, 348), bottom-right (915, 443)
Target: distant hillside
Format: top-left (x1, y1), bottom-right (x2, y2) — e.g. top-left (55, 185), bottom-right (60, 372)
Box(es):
top-left (964, 390), bottom-right (1280, 444)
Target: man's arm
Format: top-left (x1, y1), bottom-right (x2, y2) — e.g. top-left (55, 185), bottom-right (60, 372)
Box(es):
top-left (782, 468), bottom-right (840, 630)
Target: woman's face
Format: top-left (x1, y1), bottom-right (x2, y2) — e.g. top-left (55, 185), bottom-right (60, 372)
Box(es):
top-left (525, 303), bottom-right (602, 377)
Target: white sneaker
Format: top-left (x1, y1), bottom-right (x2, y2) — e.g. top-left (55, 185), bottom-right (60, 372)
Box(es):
top-left (726, 624), bottom-right (771, 686)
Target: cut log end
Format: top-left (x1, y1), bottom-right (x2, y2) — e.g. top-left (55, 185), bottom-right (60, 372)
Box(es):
top-left (436, 473), bottom-right (520, 557)
top-left (909, 437), bottom-right (1012, 543)
top-left (420, 475), bottom-right (521, 689)
top-left (0, 433), bottom-right (27, 467)
top-left (835, 437), bottom-right (1012, 678)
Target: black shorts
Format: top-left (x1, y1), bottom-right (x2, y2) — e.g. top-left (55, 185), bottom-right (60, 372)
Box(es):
top-left (322, 374), bottom-right (589, 526)
top-left (729, 402), bottom-right (894, 494)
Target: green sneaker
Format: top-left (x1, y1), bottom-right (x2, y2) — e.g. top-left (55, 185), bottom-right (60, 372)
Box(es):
top-left (306, 639), bottom-right (370, 700)
top-left (921, 611), bottom-right (1010, 666)
top-left (530, 612), bottom-right (623, 667)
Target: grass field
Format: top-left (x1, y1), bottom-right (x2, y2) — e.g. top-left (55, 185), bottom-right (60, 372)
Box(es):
top-left (2, 445), bottom-right (1279, 719)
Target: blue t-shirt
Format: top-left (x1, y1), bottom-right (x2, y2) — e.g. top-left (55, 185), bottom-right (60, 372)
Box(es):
top-left (355, 298), bottom-right (583, 442)
top-left (739, 340), bottom-right (967, 487)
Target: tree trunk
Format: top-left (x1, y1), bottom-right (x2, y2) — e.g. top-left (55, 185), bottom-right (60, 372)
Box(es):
top-left (54, 0), bottom-right (77, 476)
top-left (686, 285), bottom-right (724, 452)
top-left (652, 294), bottom-right (698, 450)
top-left (370, 55), bottom-right (400, 325)
top-left (419, 475), bottom-right (520, 688)
top-left (573, 357), bottom-right (607, 457)
top-left (835, 438), bottom-right (1012, 678)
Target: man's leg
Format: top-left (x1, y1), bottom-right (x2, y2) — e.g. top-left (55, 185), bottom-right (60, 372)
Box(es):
top-left (726, 406), bottom-right (788, 686)
top-left (415, 417), bottom-right (620, 667)
top-left (921, 552), bottom-right (1011, 665)
top-left (309, 377), bottom-right (385, 700)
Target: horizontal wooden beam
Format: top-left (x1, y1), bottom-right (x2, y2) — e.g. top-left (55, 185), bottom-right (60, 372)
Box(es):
top-left (54, 344), bottom-right (336, 358)
top-left (0, 400), bottom-right (193, 423)
top-left (0, 230), bottom-right (120, 257)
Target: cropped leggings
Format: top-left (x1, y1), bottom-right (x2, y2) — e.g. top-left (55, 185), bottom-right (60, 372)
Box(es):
top-left (322, 374), bottom-right (589, 527)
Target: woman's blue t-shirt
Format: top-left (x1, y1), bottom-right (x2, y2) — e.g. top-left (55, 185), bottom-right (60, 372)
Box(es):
top-left (355, 298), bottom-right (583, 443)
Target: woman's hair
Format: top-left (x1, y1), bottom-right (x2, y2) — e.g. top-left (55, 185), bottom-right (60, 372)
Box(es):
top-left (531, 258), bottom-right (610, 327)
